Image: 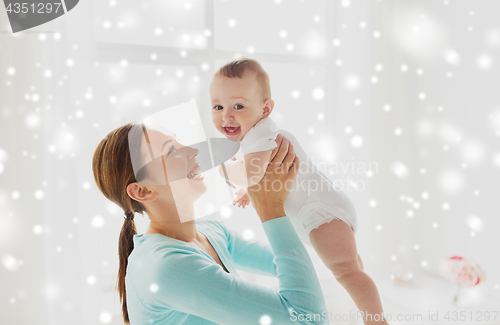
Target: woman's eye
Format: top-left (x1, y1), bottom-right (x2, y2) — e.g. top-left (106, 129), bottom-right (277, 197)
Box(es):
top-left (167, 146), bottom-right (176, 155)
top-left (234, 104), bottom-right (244, 110)
top-left (214, 105), bottom-right (223, 110)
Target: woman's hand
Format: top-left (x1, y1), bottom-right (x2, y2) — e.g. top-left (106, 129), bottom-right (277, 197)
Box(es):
top-left (247, 134), bottom-right (299, 222)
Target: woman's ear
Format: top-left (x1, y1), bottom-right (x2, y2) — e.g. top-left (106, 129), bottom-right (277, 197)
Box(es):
top-left (263, 99), bottom-right (274, 117)
top-left (127, 182), bottom-right (158, 203)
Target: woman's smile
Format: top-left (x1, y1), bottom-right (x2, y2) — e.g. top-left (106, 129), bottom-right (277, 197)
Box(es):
top-left (187, 163), bottom-right (204, 181)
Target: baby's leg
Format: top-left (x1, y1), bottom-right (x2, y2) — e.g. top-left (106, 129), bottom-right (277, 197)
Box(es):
top-left (357, 253), bottom-right (364, 270)
top-left (309, 219), bottom-right (389, 325)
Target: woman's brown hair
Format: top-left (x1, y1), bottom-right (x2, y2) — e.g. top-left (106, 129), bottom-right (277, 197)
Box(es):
top-left (92, 123), bottom-right (146, 324)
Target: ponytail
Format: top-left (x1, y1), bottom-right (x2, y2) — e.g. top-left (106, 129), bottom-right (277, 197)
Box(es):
top-left (117, 215), bottom-right (137, 324)
top-left (92, 123), bottom-right (147, 324)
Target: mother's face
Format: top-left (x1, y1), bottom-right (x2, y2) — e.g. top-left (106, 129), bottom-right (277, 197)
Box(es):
top-left (136, 127), bottom-right (207, 206)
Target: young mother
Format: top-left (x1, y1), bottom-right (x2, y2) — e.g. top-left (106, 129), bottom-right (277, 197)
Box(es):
top-left (92, 122), bottom-right (328, 324)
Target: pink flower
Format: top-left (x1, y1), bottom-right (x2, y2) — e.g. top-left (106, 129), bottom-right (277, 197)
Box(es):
top-left (440, 255), bottom-right (486, 287)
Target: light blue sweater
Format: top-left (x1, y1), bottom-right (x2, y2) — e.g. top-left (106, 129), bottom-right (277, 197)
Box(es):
top-left (125, 216), bottom-right (328, 324)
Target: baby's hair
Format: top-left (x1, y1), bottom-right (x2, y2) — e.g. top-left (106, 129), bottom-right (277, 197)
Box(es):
top-left (214, 57), bottom-right (271, 103)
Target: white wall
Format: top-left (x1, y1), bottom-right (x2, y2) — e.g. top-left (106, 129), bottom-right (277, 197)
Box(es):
top-left (1, 1), bottom-right (499, 324)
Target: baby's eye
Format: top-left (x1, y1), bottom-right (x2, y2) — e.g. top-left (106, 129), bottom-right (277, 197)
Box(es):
top-left (234, 104), bottom-right (244, 110)
top-left (214, 105), bottom-right (223, 110)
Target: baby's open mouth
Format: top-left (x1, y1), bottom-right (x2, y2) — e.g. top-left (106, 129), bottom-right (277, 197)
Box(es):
top-left (223, 126), bottom-right (241, 136)
top-left (187, 164), bottom-right (201, 179)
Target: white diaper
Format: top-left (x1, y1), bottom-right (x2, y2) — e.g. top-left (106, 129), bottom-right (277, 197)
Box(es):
top-left (289, 201), bottom-right (358, 247)
top-left (303, 202), bottom-right (356, 234)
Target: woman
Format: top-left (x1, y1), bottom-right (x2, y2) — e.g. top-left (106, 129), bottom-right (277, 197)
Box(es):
top-left (92, 122), bottom-right (328, 324)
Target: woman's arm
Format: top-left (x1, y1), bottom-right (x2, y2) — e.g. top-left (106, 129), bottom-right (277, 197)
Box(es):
top-left (220, 221), bottom-right (277, 277)
top-left (220, 134), bottom-right (299, 274)
top-left (146, 215), bottom-right (326, 325)
top-left (141, 135), bottom-right (328, 324)
top-left (246, 134), bottom-right (297, 222)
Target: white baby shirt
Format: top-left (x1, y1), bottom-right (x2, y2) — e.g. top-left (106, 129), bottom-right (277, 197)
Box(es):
top-left (235, 117), bottom-right (358, 245)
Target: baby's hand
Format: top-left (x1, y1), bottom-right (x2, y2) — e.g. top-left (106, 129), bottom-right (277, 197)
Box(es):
top-left (222, 156), bottom-right (238, 189)
top-left (233, 188), bottom-right (250, 208)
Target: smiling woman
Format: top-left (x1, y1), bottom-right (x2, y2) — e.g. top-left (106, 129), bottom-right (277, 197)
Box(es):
top-left (92, 122), bottom-right (328, 324)
top-left (128, 123), bottom-right (207, 223)
top-left (132, 125), bottom-right (202, 181)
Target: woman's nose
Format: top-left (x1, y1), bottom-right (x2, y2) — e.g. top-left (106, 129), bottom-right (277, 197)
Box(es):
top-left (187, 146), bottom-right (199, 160)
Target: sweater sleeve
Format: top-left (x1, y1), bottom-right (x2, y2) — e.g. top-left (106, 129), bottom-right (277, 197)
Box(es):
top-left (150, 217), bottom-right (328, 325)
top-left (221, 221), bottom-right (278, 277)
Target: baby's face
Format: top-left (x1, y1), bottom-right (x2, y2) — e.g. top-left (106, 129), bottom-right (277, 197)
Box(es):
top-left (210, 74), bottom-right (268, 142)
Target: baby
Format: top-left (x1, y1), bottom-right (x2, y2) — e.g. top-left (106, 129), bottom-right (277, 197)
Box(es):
top-left (209, 58), bottom-right (389, 325)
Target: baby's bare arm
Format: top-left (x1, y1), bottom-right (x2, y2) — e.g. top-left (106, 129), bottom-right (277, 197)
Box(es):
top-left (243, 150), bottom-right (272, 187)
top-left (219, 150), bottom-right (272, 188)
top-left (219, 158), bottom-right (249, 187)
